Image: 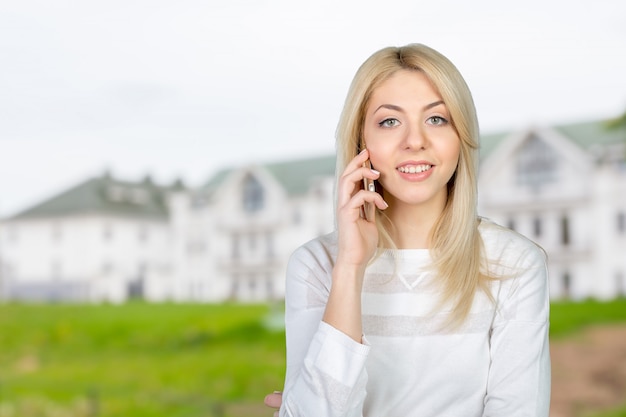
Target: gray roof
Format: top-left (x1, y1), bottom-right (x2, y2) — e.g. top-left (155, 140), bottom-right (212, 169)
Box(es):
top-left (554, 118), bottom-right (626, 149)
top-left (205, 154), bottom-right (337, 197)
top-left (265, 154), bottom-right (337, 196)
top-left (480, 118), bottom-right (626, 158)
top-left (9, 174), bottom-right (181, 220)
top-left (480, 131), bottom-right (509, 160)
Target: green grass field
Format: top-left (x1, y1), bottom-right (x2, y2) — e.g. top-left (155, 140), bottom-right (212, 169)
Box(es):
top-left (0, 298), bottom-right (625, 417)
top-left (0, 302), bottom-right (286, 417)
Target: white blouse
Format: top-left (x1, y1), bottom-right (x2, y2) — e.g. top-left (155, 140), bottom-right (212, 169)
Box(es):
top-left (279, 219), bottom-right (551, 417)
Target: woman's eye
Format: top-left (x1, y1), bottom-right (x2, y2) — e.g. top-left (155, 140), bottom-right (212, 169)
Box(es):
top-left (427, 116), bottom-right (448, 126)
top-left (379, 118), bottom-right (400, 128)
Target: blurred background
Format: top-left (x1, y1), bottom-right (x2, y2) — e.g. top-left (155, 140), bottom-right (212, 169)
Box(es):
top-left (0, 1), bottom-right (625, 416)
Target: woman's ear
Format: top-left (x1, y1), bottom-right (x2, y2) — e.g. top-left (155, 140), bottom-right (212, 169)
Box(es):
top-left (356, 138), bottom-right (364, 154)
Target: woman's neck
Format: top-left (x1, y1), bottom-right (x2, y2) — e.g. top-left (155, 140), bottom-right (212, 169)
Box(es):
top-left (384, 195), bottom-right (447, 249)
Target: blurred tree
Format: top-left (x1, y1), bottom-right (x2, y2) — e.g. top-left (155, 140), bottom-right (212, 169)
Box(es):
top-left (606, 108), bottom-right (626, 130)
top-left (605, 108), bottom-right (626, 161)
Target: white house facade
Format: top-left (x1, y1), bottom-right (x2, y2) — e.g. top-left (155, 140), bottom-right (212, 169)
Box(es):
top-left (160, 156), bottom-right (336, 303)
top-left (478, 120), bottom-right (626, 301)
top-left (0, 174), bottom-right (176, 303)
top-left (0, 118), bottom-right (624, 303)
top-left (0, 156), bottom-right (336, 303)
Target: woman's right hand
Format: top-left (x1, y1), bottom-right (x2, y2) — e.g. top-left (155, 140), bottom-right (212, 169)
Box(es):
top-left (335, 149), bottom-right (387, 269)
top-left (322, 148), bottom-right (387, 343)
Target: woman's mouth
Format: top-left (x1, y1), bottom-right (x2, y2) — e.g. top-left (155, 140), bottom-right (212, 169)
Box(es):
top-left (397, 164), bottom-right (432, 174)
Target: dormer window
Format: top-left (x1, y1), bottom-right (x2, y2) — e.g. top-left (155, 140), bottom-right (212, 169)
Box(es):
top-left (106, 185), bottom-right (150, 205)
top-left (107, 186), bottom-right (126, 202)
top-left (129, 188), bottom-right (150, 204)
top-left (242, 174), bottom-right (264, 213)
top-left (516, 134), bottom-right (557, 190)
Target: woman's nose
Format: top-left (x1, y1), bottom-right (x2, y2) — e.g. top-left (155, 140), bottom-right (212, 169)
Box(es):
top-left (403, 124), bottom-right (427, 150)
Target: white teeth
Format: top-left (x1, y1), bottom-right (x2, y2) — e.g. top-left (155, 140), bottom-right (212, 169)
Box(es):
top-left (398, 164), bottom-right (432, 173)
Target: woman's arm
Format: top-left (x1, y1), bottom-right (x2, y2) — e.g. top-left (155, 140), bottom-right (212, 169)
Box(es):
top-left (279, 244), bottom-right (370, 417)
top-left (484, 243), bottom-right (551, 416)
top-left (279, 149), bottom-right (386, 417)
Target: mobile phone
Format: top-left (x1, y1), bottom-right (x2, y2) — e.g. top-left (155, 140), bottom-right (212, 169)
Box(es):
top-left (362, 160), bottom-right (375, 192)
top-left (361, 159), bottom-right (375, 221)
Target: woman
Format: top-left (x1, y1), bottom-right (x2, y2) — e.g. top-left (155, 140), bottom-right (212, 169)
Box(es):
top-left (265, 43), bottom-right (550, 416)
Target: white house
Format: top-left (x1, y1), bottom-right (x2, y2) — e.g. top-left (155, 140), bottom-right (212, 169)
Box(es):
top-left (0, 173), bottom-right (178, 303)
top-left (0, 117), bottom-right (624, 303)
top-left (187, 155), bottom-right (336, 302)
top-left (478, 120), bottom-right (626, 300)
top-left (0, 156), bottom-right (336, 303)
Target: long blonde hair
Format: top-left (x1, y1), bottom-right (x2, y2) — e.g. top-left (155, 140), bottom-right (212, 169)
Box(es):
top-left (335, 43), bottom-right (490, 327)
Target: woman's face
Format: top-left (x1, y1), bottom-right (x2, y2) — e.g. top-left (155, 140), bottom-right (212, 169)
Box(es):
top-left (363, 69), bottom-right (460, 212)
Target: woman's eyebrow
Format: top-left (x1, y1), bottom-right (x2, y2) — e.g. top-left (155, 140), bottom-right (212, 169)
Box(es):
top-left (374, 100), bottom-right (445, 114)
top-left (374, 104), bottom-right (403, 113)
top-left (424, 100), bottom-right (445, 110)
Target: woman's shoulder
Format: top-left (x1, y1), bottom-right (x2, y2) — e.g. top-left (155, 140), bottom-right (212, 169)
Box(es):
top-left (285, 231), bottom-right (338, 296)
top-left (478, 217), bottom-right (547, 267)
top-left (288, 231), bottom-right (338, 269)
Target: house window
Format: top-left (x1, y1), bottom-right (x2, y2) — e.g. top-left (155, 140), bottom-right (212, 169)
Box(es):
top-left (108, 185), bottom-right (150, 205)
top-left (266, 231), bottom-right (274, 259)
top-left (618, 211), bottom-right (625, 234)
top-left (130, 188), bottom-right (149, 204)
top-left (128, 276), bottom-right (144, 299)
top-left (561, 214), bottom-right (570, 246)
top-left (231, 233), bottom-right (240, 259)
top-left (242, 174), bottom-right (264, 213)
top-left (249, 232), bottom-right (257, 250)
top-left (562, 271), bottom-right (571, 299)
top-left (533, 216), bottom-right (542, 238)
top-left (266, 274), bottom-right (274, 299)
top-left (507, 217), bottom-right (516, 231)
top-left (616, 271), bottom-right (625, 297)
top-left (107, 186), bottom-right (125, 202)
top-left (231, 274), bottom-right (240, 299)
top-left (516, 135), bottom-right (557, 190)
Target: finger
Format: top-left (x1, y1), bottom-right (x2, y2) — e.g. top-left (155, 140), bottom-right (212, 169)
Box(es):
top-left (358, 190), bottom-right (389, 220)
top-left (338, 162), bottom-right (380, 207)
top-left (362, 200), bottom-right (374, 221)
top-left (349, 148), bottom-right (370, 169)
top-left (264, 392), bottom-right (282, 408)
top-left (339, 149), bottom-right (371, 187)
top-left (348, 149), bottom-right (380, 181)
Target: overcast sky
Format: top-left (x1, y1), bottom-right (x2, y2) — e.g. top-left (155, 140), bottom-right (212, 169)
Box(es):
top-left (1, 0), bottom-right (625, 217)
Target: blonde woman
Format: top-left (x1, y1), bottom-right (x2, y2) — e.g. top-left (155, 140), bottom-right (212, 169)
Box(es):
top-left (265, 43), bottom-right (550, 416)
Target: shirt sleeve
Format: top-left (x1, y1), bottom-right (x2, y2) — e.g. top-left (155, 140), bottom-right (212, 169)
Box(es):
top-left (279, 243), bottom-right (370, 417)
top-left (484, 242), bottom-right (551, 417)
